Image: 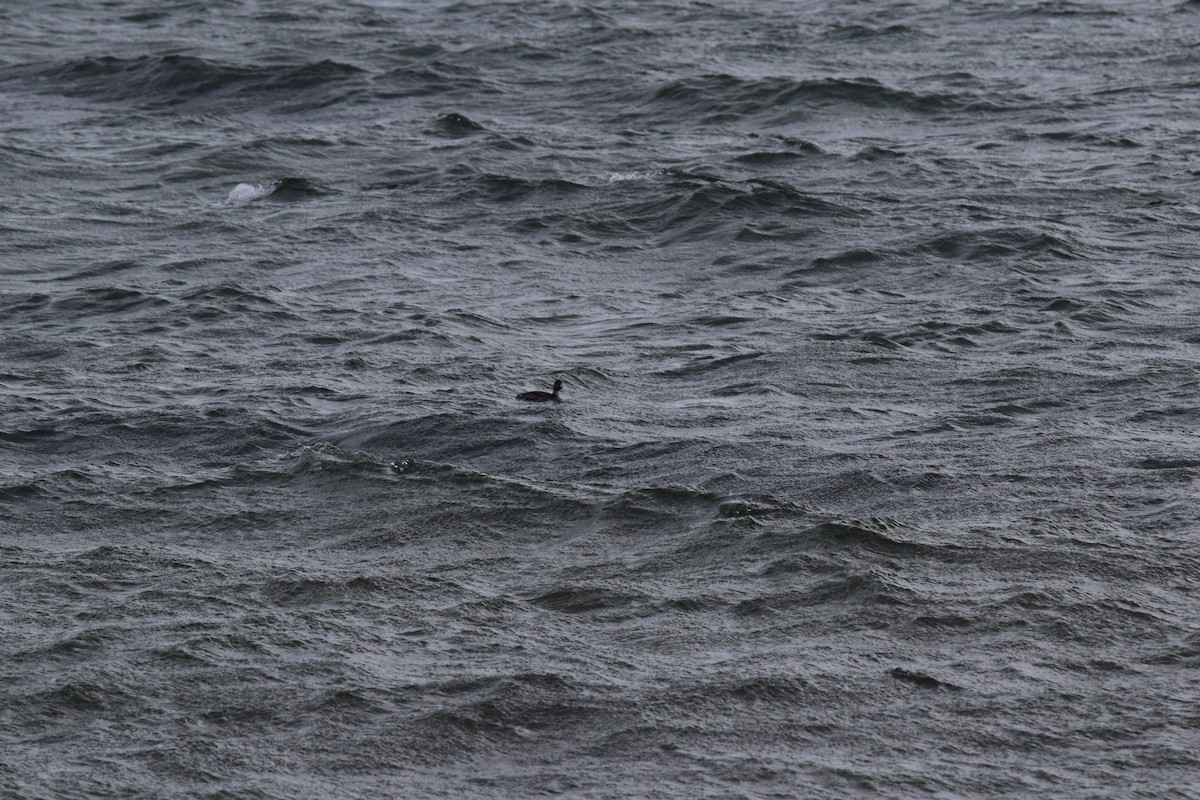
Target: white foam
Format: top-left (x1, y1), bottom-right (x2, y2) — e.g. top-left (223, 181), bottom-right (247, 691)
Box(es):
top-left (607, 170), bottom-right (657, 184)
top-left (226, 182), bottom-right (270, 205)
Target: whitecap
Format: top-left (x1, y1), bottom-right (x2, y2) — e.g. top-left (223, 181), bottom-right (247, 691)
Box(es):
top-left (226, 182), bottom-right (270, 205)
top-left (607, 170), bottom-right (658, 184)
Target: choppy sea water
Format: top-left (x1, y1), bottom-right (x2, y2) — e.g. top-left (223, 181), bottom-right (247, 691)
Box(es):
top-left (2, 1), bottom-right (1199, 797)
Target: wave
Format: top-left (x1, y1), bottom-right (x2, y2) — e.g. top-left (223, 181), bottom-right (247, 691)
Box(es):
top-left (0, 482), bottom-right (44, 503)
top-left (13, 281), bottom-right (301, 329)
top-left (623, 74), bottom-right (1008, 127)
top-left (260, 575), bottom-right (384, 608)
top-left (226, 177), bottom-right (335, 205)
top-left (810, 313), bottom-right (1029, 355)
top-left (732, 137), bottom-right (825, 165)
top-left (403, 671), bottom-right (608, 761)
top-left (734, 570), bottom-right (917, 617)
top-left (5, 55), bottom-right (365, 112)
top-left (1021, 129), bottom-right (1143, 148)
top-left (888, 667), bottom-right (962, 691)
top-left (445, 170), bottom-right (590, 205)
top-left (426, 112), bottom-right (487, 138)
top-left (787, 225), bottom-right (1086, 289)
top-left (824, 23), bottom-right (920, 40)
top-left (528, 585), bottom-right (651, 615)
top-left (919, 226), bottom-right (1085, 262)
top-left (375, 59), bottom-right (494, 99)
top-left (601, 171), bottom-right (858, 246)
top-left (1010, 1), bottom-right (1125, 18)
top-left (399, 161), bottom-right (857, 249)
top-left (753, 519), bottom-right (946, 559)
top-left (49, 286), bottom-right (168, 316)
top-left (801, 247), bottom-right (891, 273)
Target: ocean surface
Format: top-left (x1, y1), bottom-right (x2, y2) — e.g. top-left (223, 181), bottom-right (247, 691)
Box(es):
top-left (2, 1), bottom-right (1199, 797)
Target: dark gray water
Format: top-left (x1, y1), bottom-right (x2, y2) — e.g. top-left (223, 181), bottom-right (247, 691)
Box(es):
top-left (3, 1), bottom-right (1199, 797)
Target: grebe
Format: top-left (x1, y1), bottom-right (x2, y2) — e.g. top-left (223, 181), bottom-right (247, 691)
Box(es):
top-left (517, 379), bottom-right (563, 402)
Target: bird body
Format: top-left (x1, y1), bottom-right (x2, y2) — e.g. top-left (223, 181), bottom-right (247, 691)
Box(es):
top-left (517, 379), bottom-right (563, 402)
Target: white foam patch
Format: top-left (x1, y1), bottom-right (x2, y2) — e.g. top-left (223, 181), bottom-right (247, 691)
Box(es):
top-left (226, 182), bottom-right (270, 205)
top-left (607, 171), bottom-right (658, 184)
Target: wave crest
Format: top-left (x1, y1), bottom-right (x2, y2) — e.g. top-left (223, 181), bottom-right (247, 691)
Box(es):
top-left (22, 55), bottom-right (364, 112)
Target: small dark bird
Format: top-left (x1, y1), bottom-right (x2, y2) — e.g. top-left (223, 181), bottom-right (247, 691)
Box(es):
top-left (517, 379), bottom-right (563, 402)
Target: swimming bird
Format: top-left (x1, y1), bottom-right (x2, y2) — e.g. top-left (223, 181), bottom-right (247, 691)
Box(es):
top-left (517, 379), bottom-right (563, 402)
